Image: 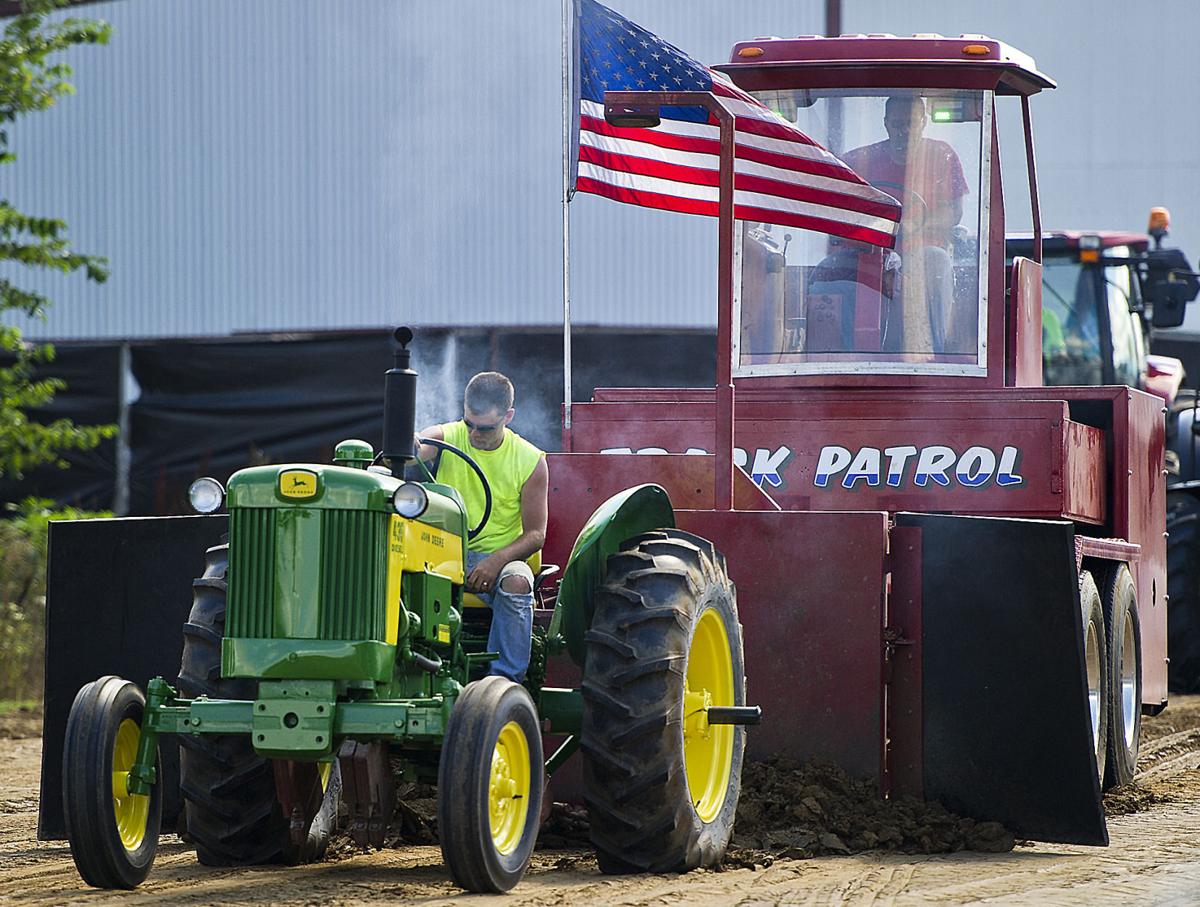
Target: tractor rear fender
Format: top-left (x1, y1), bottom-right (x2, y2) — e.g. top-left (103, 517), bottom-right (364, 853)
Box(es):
top-left (551, 483), bottom-right (675, 667)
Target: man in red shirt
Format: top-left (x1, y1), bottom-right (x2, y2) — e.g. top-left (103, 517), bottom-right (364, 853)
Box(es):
top-left (839, 96), bottom-right (971, 353)
top-left (843, 96), bottom-right (969, 248)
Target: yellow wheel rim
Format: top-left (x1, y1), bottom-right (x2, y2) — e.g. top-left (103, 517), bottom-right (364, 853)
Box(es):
top-left (112, 718), bottom-right (150, 851)
top-left (683, 608), bottom-right (735, 824)
top-left (488, 721), bottom-right (531, 856)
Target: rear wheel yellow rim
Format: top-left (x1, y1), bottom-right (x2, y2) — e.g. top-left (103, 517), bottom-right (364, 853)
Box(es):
top-left (683, 608), bottom-right (735, 823)
top-left (488, 721), bottom-right (531, 856)
top-left (112, 719), bottom-right (150, 851)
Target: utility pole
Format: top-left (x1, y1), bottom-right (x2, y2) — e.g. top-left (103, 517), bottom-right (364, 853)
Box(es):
top-left (824, 0), bottom-right (841, 37)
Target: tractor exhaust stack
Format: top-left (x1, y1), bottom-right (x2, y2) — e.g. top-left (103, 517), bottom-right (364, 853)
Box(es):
top-left (381, 326), bottom-right (418, 465)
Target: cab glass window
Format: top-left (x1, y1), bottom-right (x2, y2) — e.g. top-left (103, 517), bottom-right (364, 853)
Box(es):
top-left (1104, 250), bottom-right (1142, 388)
top-left (1040, 257), bottom-right (1103, 385)
top-left (736, 88), bottom-right (988, 377)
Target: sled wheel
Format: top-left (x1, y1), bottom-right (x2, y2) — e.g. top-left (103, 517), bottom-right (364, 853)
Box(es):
top-left (1166, 491), bottom-right (1200, 692)
top-left (581, 529), bottom-right (745, 874)
top-left (63, 676), bottom-right (162, 889)
top-left (178, 543), bottom-right (335, 865)
top-left (1096, 563), bottom-right (1141, 789)
top-left (1080, 570), bottom-right (1109, 786)
top-left (438, 676), bottom-right (544, 892)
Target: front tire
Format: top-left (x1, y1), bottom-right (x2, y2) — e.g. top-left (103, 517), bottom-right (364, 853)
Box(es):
top-left (438, 676), bottom-right (544, 893)
top-left (581, 529), bottom-right (745, 874)
top-left (63, 676), bottom-right (162, 889)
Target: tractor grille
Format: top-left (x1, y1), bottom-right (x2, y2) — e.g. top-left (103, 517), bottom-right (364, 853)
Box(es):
top-left (227, 507), bottom-right (388, 641)
top-left (228, 507), bottom-right (277, 638)
top-left (318, 509), bottom-right (388, 640)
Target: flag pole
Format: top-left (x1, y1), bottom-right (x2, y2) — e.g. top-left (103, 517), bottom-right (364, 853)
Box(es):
top-left (561, 0), bottom-right (573, 448)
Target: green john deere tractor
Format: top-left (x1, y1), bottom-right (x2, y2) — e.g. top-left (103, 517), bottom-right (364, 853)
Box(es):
top-left (61, 328), bottom-right (758, 893)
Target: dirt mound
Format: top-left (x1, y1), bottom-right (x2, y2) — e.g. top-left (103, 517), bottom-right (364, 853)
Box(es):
top-left (329, 783), bottom-right (593, 859)
top-left (327, 757), bottom-right (1015, 867)
top-left (538, 802), bottom-right (590, 848)
top-left (1104, 783), bottom-right (1171, 817)
top-left (725, 757), bottom-right (1013, 867)
top-left (0, 707), bottom-right (41, 740)
top-left (327, 780), bottom-right (438, 860)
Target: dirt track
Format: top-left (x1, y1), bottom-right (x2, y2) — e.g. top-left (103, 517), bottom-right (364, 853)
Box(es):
top-left (5, 700), bottom-right (1200, 906)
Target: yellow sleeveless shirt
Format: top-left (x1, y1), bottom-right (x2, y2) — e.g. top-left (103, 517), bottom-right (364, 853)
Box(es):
top-left (437, 421), bottom-right (544, 565)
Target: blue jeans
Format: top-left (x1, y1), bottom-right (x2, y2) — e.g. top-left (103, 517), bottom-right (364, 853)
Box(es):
top-left (465, 550), bottom-right (534, 682)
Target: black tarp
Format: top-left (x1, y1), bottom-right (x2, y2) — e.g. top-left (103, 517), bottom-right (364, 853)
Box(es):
top-left (4, 328), bottom-right (717, 514)
top-left (0, 344), bottom-right (121, 512)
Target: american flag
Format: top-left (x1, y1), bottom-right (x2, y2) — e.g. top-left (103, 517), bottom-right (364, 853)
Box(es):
top-left (573, 0), bottom-right (901, 247)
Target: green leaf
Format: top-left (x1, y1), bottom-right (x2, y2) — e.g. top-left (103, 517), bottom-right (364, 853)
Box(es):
top-left (0, 0), bottom-right (113, 487)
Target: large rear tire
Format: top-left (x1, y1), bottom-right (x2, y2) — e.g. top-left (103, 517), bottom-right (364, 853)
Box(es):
top-left (177, 544), bottom-right (333, 865)
top-left (581, 529), bottom-right (745, 874)
top-left (1097, 563), bottom-right (1141, 790)
top-left (438, 676), bottom-right (544, 893)
top-left (63, 676), bottom-right (162, 889)
top-left (1080, 570), bottom-right (1109, 787)
top-left (1166, 491), bottom-right (1200, 692)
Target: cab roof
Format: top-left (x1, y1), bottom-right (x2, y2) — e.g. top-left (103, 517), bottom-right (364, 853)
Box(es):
top-left (717, 34), bottom-right (1055, 96)
top-left (1007, 231), bottom-right (1150, 256)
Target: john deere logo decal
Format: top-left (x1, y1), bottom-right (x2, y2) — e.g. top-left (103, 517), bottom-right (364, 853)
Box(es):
top-left (279, 469), bottom-right (318, 499)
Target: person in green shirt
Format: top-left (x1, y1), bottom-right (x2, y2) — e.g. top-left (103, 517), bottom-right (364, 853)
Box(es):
top-left (416, 372), bottom-right (548, 681)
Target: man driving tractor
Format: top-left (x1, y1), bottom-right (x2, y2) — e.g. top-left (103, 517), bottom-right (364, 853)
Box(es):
top-left (841, 95), bottom-right (972, 354)
top-left (417, 371), bottom-right (548, 682)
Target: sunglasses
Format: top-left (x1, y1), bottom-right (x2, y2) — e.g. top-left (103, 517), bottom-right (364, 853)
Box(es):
top-left (464, 417), bottom-right (503, 432)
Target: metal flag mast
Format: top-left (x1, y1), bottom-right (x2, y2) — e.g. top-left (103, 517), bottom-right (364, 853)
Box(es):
top-left (561, 0), bottom-right (573, 446)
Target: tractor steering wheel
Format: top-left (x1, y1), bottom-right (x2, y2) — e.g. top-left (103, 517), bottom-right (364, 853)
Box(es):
top-left (415, 437), bottom-right (493, 541)
top-left (872, 180), bottom-right (929, 232)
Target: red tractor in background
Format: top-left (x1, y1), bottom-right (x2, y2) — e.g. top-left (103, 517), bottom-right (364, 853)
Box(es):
top-left (1008, 219), bottom-right (1200, 693)
top-left (542, 34), bottom-right (1166, 845)
top-left (1007, 219), bottom-right (1197, 406)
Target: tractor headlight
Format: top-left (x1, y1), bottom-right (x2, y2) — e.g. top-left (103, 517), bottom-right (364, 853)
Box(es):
top-left (188, 477), bottom-right (225, 514)
top-left (392, 483), bottom-right (428, 519)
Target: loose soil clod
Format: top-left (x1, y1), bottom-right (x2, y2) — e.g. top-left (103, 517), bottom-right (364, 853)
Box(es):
top-left (725, 757), bottom-right (1014, 867)
top-left (1103, 783), bottom-right (1170, 817)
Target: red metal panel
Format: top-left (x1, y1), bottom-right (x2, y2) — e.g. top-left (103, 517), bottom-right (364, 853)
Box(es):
top-left (1064, 422), bottom-right (1106, 524)
top-left (543, 453), bottom-right (779, 570)
top-left (1008, 258), bottom-right (1043, 387)
top-left (541, 455), bottom-right (889, 782)
top-left (1125, 390), bottom-right (1168, 706)
top-left (1076, 537), bottom-right (1140, 565)
top-left (678, 509), bottom-right (888, 781)
top-left (566, 397), bottom-right (1082, 519)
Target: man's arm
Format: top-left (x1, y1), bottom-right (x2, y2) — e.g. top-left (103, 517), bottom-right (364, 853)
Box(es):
top-left (414, 424), bottom-right (445, 462)
top-left (464, 458), bottom-right (549, 592)
top-left (942, 144), bottom-right (968, 228)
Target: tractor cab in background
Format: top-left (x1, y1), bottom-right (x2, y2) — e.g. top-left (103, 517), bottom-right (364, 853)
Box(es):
top-left (1006, 221), bottom-right (1199, 402)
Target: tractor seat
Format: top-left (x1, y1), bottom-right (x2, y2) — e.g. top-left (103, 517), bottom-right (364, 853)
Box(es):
top-left (461, 564), bottom-right (560, 610)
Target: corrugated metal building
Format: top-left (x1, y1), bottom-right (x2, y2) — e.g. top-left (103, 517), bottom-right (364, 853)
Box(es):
top-left (6, 0), bottom-right (1196, 341)
top-left (4, 0), bottom-right (1199, 514)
